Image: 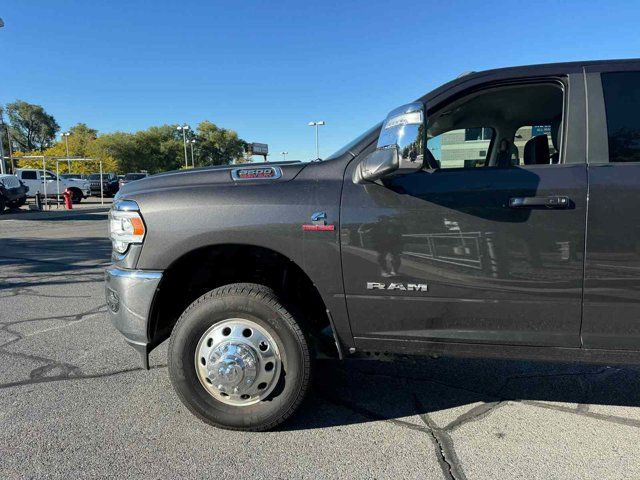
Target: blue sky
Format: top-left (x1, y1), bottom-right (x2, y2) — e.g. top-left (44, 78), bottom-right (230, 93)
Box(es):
top-left (2, 0), bottom-right (640, 161)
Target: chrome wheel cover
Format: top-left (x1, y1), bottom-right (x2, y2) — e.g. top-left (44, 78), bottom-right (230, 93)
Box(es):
top-left (195, 318), bottom-right (281, 406)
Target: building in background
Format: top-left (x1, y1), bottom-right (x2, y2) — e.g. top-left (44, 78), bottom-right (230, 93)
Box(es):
top-left (429, 125), bottom-right (555, 168)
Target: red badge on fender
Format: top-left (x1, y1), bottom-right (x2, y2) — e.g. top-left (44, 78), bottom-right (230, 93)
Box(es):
top-left (302, 224), bottom-right (335, 231)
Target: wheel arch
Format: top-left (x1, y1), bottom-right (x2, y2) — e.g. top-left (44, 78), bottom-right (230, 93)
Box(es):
top-left (147, 243), bottom-right (341, 358)
top-left (67, 185), bottom-right (83, 196)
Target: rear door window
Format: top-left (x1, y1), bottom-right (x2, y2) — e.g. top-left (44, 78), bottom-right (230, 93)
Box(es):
top-left (21, 171), bottom-right (37, 180)
top-left (602, 71), bottom-right (640, 163)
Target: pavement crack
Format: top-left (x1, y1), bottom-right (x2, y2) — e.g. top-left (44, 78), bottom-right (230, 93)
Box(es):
top-left (444, 401), bottom-right (505, 432)
top-left (414, 395), bottom-right (467, 480)
top-left (522, 399), bottom-right (640, 429)
top-left (576, 403), bottom-right (590, 413)
top-left (0, 364), bottom-right (167, 390)
top-left (0, 304), bottom-right (107, 350)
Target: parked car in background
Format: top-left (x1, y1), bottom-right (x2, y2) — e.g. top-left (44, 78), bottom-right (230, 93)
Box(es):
top-left (0, 174), bottom-right (29, 213)
top-left (119, 172), bottom-right (149, 188)
top-left (88, 172), bottom-right (120, 197)
top-left (15, 169), bottom-right (90, 203)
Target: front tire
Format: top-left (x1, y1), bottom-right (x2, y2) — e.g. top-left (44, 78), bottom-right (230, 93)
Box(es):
top-left (70, 189), bottom-right (83, 204)
top-left (168, 283), bottom-right (311, 431)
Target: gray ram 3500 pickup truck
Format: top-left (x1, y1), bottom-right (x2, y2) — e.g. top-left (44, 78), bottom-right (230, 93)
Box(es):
top-left (106, 59), bottom-right (640, 431)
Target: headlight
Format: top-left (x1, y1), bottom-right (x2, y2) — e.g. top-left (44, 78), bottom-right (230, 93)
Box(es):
top-left (109, 201), bottom-right (146, 254)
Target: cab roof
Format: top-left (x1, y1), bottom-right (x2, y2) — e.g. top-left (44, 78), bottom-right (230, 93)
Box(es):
top-left (422, 58), bottom-right (640, 105)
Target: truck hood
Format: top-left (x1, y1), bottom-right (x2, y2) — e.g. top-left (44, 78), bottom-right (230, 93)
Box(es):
top-left (117, 162), bottom-right (308, 198)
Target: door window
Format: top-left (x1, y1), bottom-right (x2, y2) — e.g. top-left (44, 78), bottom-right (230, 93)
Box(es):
top-left (21, 171), bottom-right (37, 180)
top-left (602, 71), bottom-right (640, 163)
top-left (427, 127), bottom-right (495, 169)
top-left (512, 125), bottom-right (559, 165)
top-left (426, 83), bottom-right (564, 169)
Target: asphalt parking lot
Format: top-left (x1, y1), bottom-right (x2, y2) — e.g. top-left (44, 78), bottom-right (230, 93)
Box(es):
top-left (1, 210), bottom-right (640, 479)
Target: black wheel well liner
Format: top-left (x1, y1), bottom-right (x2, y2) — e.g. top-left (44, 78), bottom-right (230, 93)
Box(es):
top-left (147, 244), bottom-right (336, 357)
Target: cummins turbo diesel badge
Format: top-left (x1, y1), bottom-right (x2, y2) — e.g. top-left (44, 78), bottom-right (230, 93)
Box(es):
top-left (231, 166), bottom-right (282, 181)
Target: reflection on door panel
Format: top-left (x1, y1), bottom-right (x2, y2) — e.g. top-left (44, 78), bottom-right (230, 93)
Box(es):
top-left (341, 80), bottom-right (587, 348)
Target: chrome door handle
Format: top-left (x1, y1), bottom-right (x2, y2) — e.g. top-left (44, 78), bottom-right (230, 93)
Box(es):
top-left (509, 196), bottom-right (570, 209)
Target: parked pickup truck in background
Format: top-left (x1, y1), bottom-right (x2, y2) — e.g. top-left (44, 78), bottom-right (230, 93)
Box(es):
top-left (106, 59), bottom-right (640, 431)
top-left (89, 172), bottom-right (120, 197)
top-left (15, 168), bottom-right (90, 203)
top-left (119, 172), bottom-right (149, 188)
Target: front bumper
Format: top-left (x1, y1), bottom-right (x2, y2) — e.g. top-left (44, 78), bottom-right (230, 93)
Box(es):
top-left (105, 266), bottom-right (163, 367)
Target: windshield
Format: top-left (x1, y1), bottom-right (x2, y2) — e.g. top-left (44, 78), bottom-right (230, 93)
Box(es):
top-left (323, 123), bottom-right (382, 161)
top-left (88, 174), bottom-right (104, 180)
top-left (124, 173), bottom-right (146, 180)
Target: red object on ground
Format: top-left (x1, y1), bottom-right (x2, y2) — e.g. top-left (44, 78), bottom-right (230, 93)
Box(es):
top-left (63, 189), bottom-right (73, 210)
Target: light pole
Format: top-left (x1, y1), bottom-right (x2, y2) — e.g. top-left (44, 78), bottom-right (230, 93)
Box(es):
top-left (281, 151), bottom-right (288, 161)
top-left (61, 132), bottom-right (71, 172)
top-left (189, 139), bottom-right (196, 168)
top-left (0, 120), bottom-right (4, 175)
top-left (0, 19), bottom-right (4, 174)
top-left (307, 121), bottom-right (325, 160)
top-left (176, 125), bottom-right (190, 168)
top-left (6, 126), bottom-right (13, 173)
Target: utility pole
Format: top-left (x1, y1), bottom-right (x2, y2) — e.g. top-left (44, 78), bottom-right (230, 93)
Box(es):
top-left (0, 121), bottom-right (5, 175)
top-left (177, 125), bottom-right (190, 168)
top-left (7, 128), bottom-right (14, 173)
top-left (0, 109), bottom-right (11, 174)
top-left (0, 19), bottom-right (4, 174)
top-left (307, 121), bottom-right (325, 160)
top-left (61, 132), bottom-right (71, 172)
top-left (190, 139), bottom-right (196, 168)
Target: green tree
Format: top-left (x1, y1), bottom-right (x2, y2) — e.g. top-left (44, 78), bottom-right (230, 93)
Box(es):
top-left (195, 121), bottom-right (246, 166)
top-left (92, 125), bottom-right (183, 174)
top-left (5, 100), bottom-right (60, 151)
top-left (44, 122), bottom-right (99, 159)
top-left (132, 125), bottom-right (183, 173)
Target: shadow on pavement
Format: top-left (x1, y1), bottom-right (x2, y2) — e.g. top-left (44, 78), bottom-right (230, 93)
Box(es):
top-left (283, 357), bottom-right (640, 431)
top-left (0, 210), bottom-right (109, 222)
top-left (0, 236), bottom-right (112, 282)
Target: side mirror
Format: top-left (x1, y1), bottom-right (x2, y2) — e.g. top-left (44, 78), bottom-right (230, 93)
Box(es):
top-left (355, 102), bottom-right (425, 183)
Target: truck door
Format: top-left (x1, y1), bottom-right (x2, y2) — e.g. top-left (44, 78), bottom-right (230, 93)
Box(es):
top-left (341, 73), bottom-right (588, 349)
top-left (18, 170), bottom-right (39, 195)
top-left (581, 63), bottom-right (640, 349)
